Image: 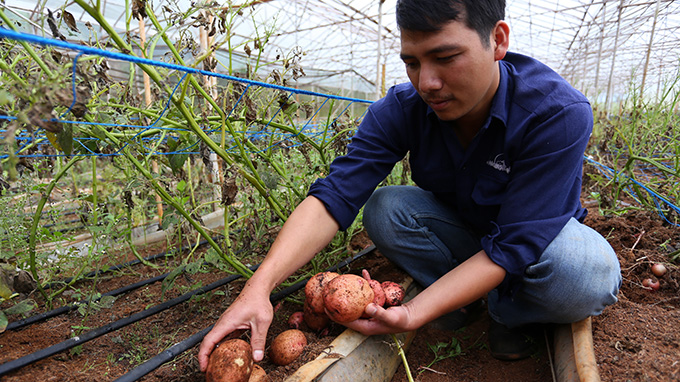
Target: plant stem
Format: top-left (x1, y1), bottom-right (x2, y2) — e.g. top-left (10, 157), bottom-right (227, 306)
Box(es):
top-left (28, 155), bottom-right (84, 304)
top-left (76, 0), bottom-right (288, 221)
top-left (0, 9), bottom-right (55, 77)
top-left (391, 334), bottom-right (414, 382)
top-left (95, 126), bottom-right (252, 277)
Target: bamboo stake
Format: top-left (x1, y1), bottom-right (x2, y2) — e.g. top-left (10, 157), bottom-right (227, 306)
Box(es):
top-left (139, 15), bottom-right (164, 225)
top-left (199, 12), bottom-right (222, 211)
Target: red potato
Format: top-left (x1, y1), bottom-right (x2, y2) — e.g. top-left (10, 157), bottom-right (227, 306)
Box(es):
top-left (269, 329), bottom-right (308, 366)
top-left (206, 339), bottom-right (254, 382)
top-left (322, 274), bottom-right (374, 323)
top-left (366, 280), bottom-right (386, 307)
top-left (381, 281), bottom-right (406, 307)
top-left (361, 269), bottom-right (386, 317)
top-left (651, 263), bottom-right (667, 277)
top-left (642, 278), bottom-right (660, 291)
top-left (303, 301), bottom-right (330, 331)
top-left (304, 271), bottom-right (339, 314)
top-left (288, 311), bottom-right (304, 329)
top-left (248, 364), bottom-right (268, 382)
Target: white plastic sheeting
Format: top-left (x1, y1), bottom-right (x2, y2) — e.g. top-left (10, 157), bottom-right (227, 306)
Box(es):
top-left (3, 0), bottom-right (679, 103)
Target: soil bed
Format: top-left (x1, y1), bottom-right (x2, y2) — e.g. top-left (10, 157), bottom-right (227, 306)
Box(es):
top-left (1, 204), bottom-right (679, 381)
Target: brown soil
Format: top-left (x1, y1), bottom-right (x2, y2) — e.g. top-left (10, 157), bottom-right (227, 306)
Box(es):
top-left (1, 202), bottom-right (679, 381)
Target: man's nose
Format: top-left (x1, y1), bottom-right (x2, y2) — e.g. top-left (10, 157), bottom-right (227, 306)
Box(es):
top-left (419, 65), bottom-right (443, 93)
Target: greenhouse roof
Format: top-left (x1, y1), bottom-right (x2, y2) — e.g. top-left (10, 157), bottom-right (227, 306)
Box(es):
top-left (3, 0), bottom-right (679, 104)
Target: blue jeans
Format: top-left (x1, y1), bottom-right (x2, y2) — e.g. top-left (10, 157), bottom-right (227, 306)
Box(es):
top-left (363, 186), bottom-right (621, 328)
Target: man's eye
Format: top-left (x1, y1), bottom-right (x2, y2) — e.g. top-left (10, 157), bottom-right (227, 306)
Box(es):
top-left (437, 55), bottom-right (455, 62)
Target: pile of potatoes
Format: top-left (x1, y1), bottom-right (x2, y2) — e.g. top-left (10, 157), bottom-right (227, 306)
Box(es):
top-left (205, 269), bottom-right (405, 382)
top-left (301, 269), bottom-right (405, 329)
top-left (206, 329), bottom-right (306, 382)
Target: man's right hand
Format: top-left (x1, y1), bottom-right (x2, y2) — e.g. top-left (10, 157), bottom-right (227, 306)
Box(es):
top-left (197, 196), bottom-right (341, 371)
top-left (197, 284), bottom-right (274, 371)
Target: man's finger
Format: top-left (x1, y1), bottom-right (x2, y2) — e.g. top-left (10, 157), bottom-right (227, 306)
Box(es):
top-left (198, 332), bottom-right (220, 372)
top-left (249, 323), bottom-right (269, 362)
top-left (198, 322), bottom-right (243, 371)
top-left (364, 302), bottom-right (380, 317)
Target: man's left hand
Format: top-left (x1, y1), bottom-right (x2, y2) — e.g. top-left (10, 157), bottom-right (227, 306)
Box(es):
top-left (342, 303), bottom-right (416, 335)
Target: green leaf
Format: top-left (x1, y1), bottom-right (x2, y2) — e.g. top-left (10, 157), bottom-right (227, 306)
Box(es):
top-left (57, 124), bottom-right (73, 156)
top-left (185, 260), bottom-right (203, 275)
top-left (99, 295), bottom-right (116, 309)
top-left (0, 310), bottom-right (7, 334)
top-left (168, 152), bottom-right (189, 175)
top-left (176, 180), bottom-right (187, 193)
top-left (76, 138), bottom-right (99, 155)
top-left (4, 299), bottom-right (36, 316)
top-left (160, 211), bottom-right (179, 230)
top-left (91, 125), bottom-right (108, 141)
top-left (0, 90), bottom-right (15, 106)
top-left (204, 248), bottom-right (229, 271)
top-left (0, 271), bottom-right (13, 300)
top-left (161, 265), bottom-right (186, 296)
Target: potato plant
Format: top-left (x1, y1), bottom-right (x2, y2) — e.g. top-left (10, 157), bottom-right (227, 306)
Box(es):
top-left (0, 0), bottom-right (394, 309)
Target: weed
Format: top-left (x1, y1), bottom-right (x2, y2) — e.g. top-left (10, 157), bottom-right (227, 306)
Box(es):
top-left (419, 337), bottom-right (464, 375)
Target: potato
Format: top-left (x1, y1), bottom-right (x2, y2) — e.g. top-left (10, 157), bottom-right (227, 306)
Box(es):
top-left (360, 269), bottom-right (385, 318)
top-left (288, 311), bottom-right (304, 329)
top-left (206, 339), bottom-right (254, 382)
top-left (322, 274), bottom-right (374, 323)
top-left (304, 271), bottom-right (339, 314)
top-left (248, 364), bottom-right (268, 382)
top-left (303, 301), bottom-right (330, 331)
top-left (269, 329), bottom-right (308, 366)
top-left (381, 281), bottom-right (405, 307)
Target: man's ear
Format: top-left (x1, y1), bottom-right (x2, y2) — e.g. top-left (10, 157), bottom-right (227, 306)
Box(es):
top-left (492, 21), bottom-right (510, 61)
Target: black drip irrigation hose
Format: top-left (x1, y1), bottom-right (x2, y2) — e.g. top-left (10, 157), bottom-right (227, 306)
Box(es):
top-left (7, 272), bottom-right (169, 331)
top-left (0, 263), bottom-right (260, 377)
top-left (112, 244), bottom-right (377, 382)
top-left (21, 208), bottom-right (80, 218)
top-left (8, 240), bottom-right (217, 330)
top-left (43, 238), bottom-right (213, 290)
top-left (42, 218), bottom-right (82, 229)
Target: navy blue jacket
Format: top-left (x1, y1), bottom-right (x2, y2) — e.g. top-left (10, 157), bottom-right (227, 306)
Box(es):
top-left (308, 52), bottom-right (592, 294)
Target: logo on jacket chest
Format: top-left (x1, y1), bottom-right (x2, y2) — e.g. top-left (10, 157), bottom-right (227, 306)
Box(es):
top-left (486, 154), bottom-right (511, 174)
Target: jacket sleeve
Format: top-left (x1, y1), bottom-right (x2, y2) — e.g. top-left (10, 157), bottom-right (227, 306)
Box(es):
top-left (308, 89), bottom-right (409, 230)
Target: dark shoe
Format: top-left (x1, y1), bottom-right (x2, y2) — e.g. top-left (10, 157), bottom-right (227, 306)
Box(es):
top-left (429, 300), bottom-right (484, 331)
top-left (488, 318), bottom-right (540, 361)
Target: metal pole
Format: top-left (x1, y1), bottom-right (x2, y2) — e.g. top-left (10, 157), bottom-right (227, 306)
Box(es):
top-left (640, 0), bottom-right (662, 103)
top-left (605, 0), bottom-right (625, 111)
top-left (376, 0), bottom-right (385, 100)
top-left (594, 2), bottom-right (606, 101)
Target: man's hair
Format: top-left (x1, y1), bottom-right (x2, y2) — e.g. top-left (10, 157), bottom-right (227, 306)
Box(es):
top-left (395, 0), bottom-right (506, 47)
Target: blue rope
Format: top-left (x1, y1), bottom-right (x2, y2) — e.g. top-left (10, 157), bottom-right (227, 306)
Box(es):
top-left (0, 28), bottom-right (373, 160)
top-left (59, 52), bottom-right (84, 118)
top-left (0, 28), bottom-right (374, 105)
top-left (584, 156), bottom-right (680, 226)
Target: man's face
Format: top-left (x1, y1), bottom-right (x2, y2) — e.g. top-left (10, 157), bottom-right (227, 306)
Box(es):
top-left (400, 20), bottom-right (501, 125)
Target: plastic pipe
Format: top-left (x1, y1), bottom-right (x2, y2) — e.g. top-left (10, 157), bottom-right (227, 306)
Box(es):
top-left (0, 264), bottom-right (258, 376)
top-left (7, 271), bottom-right (169, 331)
top-left (43, 239), bottom-right (211, 290)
